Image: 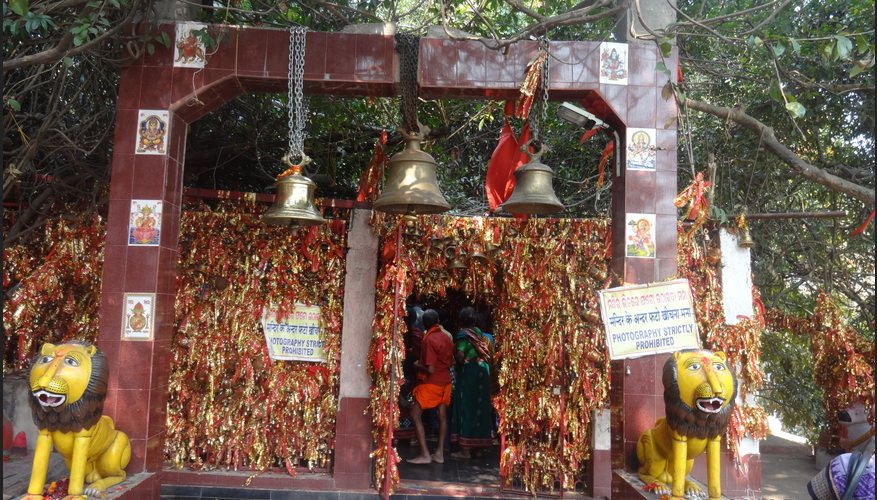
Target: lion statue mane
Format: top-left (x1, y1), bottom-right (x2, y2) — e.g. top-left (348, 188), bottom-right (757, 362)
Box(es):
top-left (662, 348), bottom-right (738, 440)
top-left (28, 340), bottom-right (109, 433)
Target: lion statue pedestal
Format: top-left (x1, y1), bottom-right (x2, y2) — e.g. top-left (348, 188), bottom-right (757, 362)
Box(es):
top-left (636, 349), bottom-right (737, 500)
top-left (23, 341), bottom-right (130, 500)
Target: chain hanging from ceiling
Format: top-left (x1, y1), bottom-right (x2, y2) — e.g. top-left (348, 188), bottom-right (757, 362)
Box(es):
top-left (287, 26), bottom-right (311, 165)
top-left (395, 33), bottom-right (421, 134)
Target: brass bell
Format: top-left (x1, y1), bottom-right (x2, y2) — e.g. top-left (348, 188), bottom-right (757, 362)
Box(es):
top-left (263, 165), bottom-right (326, 227)
top-left (469, 244), bottom-right (488, 265)
top-left (428, 237), bottom-right (445, 255)
top-left (706, 247), bottom-right (723, 264)
top-left (447, 258), bottom-right (467, 270)
top-left (588, 265), bottom-right (608, 282)
top-left (501, 142), bottom-right (564, 215)
top-left (373, 125), bottom-right (451, 215)
top-left (444, 245), bottom-right (457, 259)
top-left (469, 250), bottom-right (488, 265)
top-left (738, 228), bottom-right (756, 248)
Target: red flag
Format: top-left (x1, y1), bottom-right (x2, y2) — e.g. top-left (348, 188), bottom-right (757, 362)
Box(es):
top-left (506, 122), bottom-right (531, 202)
top-left (485, 118), bottom-right (520, 211)
top-left (597, 141), bottom-right (614, 189)
top-left (579, 129), bottom-right (599, 145)
top-left (851, 209), bottom-right (874, 237)
top-left (356, 130), bottom-right (388, 202)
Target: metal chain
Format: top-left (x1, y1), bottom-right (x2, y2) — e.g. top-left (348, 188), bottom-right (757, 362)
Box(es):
top-left (395, 33), bottom-right (421, 134)
top-left (287, 26), bottom-right (309, 163)
top-left (531, 38), bottom-right (550, 149)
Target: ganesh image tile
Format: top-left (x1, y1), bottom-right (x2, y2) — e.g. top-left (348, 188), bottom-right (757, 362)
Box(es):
top-left (128, 199), bottom-right (162, 246)
top-left (599, 41), bottom-right (629, 85)
top-left (134, 109), bottom-right (170, 155)
top-left (174, 23), bottom-right (207, 68)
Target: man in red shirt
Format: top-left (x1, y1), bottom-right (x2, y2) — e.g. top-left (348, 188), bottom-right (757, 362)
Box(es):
top-left (407, 309), bottom-right (454, 464)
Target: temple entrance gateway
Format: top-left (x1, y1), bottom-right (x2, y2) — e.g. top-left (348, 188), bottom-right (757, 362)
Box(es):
top-left (97, 24), bottom-right (695, 499)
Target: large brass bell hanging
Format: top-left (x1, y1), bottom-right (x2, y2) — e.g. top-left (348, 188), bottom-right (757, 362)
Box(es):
top-left (263, 159), bottom-right (326, 227)
top-left (373, 125), bottom-right (451, 215)
top-left (501, 142), bottom-right (564, 215)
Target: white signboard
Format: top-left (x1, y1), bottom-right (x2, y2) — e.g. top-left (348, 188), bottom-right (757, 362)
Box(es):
top-left (598, 279), bottom-right (700, 359)
top-left (261, 303), bottom-right (327, 362)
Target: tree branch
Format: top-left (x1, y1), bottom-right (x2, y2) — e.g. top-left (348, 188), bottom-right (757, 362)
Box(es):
top-left (682, 97), bottom-right (875, 205)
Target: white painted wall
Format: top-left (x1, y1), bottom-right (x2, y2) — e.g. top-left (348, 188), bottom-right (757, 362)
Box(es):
top-left (719, 229), bottom-right (753, 325)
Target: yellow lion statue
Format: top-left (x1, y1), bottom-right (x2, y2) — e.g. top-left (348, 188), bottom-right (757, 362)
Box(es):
top-left (637, 349), bottom-right (737, 499)
top-left (24, 341), bottom-right (130, 499)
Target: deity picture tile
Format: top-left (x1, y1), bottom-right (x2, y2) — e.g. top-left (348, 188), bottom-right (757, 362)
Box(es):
top-left (134, 109), bottom-right (169, 155)
top-left (122, 293), bottom-right (155, 340)
top-left (599, 42), bottom-right (628, 85)
top-left (173, 23), bottom-right (207, 68)
top-left (625, 213), bottom-right (656, 259)
top-left (128, 199), bottom-right (162, 246)
top-left (626, 128), bottom-right (657, 170)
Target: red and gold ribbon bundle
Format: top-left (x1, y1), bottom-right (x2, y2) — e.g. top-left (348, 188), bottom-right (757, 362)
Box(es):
top-left (164, 197), bottom-right (347, 473)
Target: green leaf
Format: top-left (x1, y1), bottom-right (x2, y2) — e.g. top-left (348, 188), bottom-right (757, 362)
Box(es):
top-left (747, 35), bottom-right (763, 47)
top-left (834, 35), bottom-right (853, 60)
top-left (9, 0), bottom-right (28, 16)
top-left (786, 101), bottom-right (806, 119)
top-left (660, 42), bottom-right (673, 58)
top-left (676, 90), bottom-right (686, 104)
top-left (769, 81), bottom-right (783, 102)
top-left (63, 57), bottom-right (74, 67)
top-left (773, 41), bottom-right (786, 56)
top-left (790, 38), bottom-right (801, 55)
top-left (8, 98), bottom-right (21, 111)
top-left (856, 34), bottom-right (868, 54)
top-left (161, 31), bottom-right (172, 47)
top-left (655, 61), bottom-right (671, 78)
top-left (147, 43), bottom-right (155, 55)
top-left (820, 42), bottom-right (834, 61)
top-left (850, 65), bottom-right (864, 77)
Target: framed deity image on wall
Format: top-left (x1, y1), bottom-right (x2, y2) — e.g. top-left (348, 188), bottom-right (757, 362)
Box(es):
top-left (122, 293), bottom-right (155, 340)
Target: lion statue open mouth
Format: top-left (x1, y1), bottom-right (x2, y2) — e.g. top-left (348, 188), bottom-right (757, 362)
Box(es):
top-left (636, 349), bottom-right (738, 499)
top-left (23, 341), bottom-right (130, 499)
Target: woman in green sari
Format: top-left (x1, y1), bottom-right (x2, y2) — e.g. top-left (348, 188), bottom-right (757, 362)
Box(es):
top-left (450, 307), bottom-right (494, 458)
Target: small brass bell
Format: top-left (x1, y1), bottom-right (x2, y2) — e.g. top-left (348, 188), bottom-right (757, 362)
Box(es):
top-left (469, 250), bottom-right (488, 265)
top-left (706, 247), bottom-right (723, 264)
top-left (263, 161), bottom-right (326, 227)
top-left (448, 258), bottom-right (467, 270)
top-left (373, 125), bottom-right (451, 215)
top-left (444, 245), bottom-right (457, 259)
top-left (428, 268), bottom-right (441, 279)
top-left (501, 142), bottom-right (564, 215)
top-left (428, 237), bottom-right (445, 255)
top-left (588, 266), bottom-right (608, 282)
top-left (738, 228), bottom-right (756, 248)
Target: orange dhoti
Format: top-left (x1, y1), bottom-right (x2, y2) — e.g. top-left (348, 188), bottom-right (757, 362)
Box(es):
top-left (412, 382), bottom-right (451, 410)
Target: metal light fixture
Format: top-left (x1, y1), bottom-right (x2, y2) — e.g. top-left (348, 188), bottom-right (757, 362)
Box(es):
top-left (557, 102), bottom-right (622, 176)
top-left (262, 26), bottom-right (325, 227)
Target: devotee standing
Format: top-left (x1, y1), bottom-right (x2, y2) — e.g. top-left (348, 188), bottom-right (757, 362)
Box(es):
top-left (450, 307), bottom-right (494, 459)
top-left (407, 309), bottom-right (454, 464)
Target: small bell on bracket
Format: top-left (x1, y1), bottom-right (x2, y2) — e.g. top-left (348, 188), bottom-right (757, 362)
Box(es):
top-left (263, 155), bottom-right (326, 227)
top-left (738, 229), bottom-right (756, 248)
top-left (501, 141), bottom-right (564, 215)
top-left (373, 124), bottom-right (451, 215)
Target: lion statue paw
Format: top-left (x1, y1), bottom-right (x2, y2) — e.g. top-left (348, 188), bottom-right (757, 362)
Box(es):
top-left (684, 480), bottom-right (708, 498)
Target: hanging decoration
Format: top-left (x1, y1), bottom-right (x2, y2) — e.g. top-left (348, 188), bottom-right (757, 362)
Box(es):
top-left (164, 196), bottom-right (346, 473)
top-left (262, 26), bottom-right (326, 227)
top-left (367, 213), bottom-right (612, 494)
top-left (673, 171), bottom-right (711, 236)
top-left (356, 130), bottom-right (389, 202)
top-left (765, 293), bottom-right (875, 446)
top-left (3, 214), bottom-right (105, 374)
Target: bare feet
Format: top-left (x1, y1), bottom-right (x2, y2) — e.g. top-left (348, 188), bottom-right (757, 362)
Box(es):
top-left (431, 451), bottom-right (444, 463)
top-left (407, 454), bottom-right (432, 464)
top-left (450, 450), bottom-right (471, 459)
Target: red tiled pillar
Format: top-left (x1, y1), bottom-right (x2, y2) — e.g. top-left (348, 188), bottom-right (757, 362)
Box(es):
top-left (608, 44), bottom-right (679, 496)
top-left (97, 24), bottom-right (182, 487)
